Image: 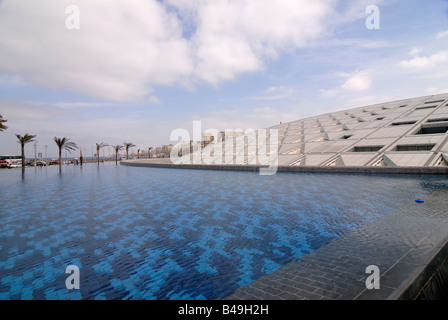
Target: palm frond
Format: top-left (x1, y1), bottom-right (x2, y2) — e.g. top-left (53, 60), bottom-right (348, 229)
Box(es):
top-left (112, 145), bottom-right (124, 152)
top-left (123, 141), bottom-right (136, 149)
top-left (0, 114), bottom-right (8, 131)
top-left (54, 137), bottom-right (78, 154)
top-left (96, 142), bottom-right (108, 150)
top-left (16, 134), bottom-right (36, 145)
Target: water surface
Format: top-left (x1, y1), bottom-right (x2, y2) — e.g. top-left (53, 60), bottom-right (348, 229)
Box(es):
top-left (0, 164), bottom-right (446, 300)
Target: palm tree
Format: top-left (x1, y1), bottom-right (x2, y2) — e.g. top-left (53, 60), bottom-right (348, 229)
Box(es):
top-left (123, 141), bottom-right (136, 160)
top-left (95, 142), bottom-right (108, 164)
top-left (112, 144), bottom-right (124, 165)
top-left (16, 134), bottom-right (36, 168)
top-left (54, 137), bottom-right (78, 167)
top-left (0, 115), bottom-right (8, 131)
top-left (137, 149), bottom-right (140, 159)
top-left (148, 147), bottom-right (153, 159)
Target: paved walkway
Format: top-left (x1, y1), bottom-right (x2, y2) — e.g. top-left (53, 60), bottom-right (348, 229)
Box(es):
top-left (224, 188), bottom-right (448, 300)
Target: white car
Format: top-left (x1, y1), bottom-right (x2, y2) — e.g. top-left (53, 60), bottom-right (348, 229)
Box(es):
top-left (9, 161), bottom-right (22, 168)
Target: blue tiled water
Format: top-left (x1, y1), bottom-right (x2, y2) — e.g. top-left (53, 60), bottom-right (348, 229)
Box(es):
top-left (1, 164), bottom-right (447, 300)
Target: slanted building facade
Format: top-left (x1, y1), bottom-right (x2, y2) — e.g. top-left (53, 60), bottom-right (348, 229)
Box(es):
top-left (271, 93), bottom-right (448, 168)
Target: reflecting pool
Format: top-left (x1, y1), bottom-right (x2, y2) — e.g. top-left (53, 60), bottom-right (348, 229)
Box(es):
top-left (1, 164), bottom-right (447, 300)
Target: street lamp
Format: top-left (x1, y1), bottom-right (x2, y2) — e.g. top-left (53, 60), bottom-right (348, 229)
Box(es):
top-left (33, 142), bottom-right (37, 166)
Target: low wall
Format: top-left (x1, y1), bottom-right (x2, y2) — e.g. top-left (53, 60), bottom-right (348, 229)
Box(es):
top-left (120, 160), bottom-right (448, 175)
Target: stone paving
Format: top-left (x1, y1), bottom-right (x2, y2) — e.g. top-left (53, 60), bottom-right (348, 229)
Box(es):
top-left (224, 188), bottom-right (448, 300)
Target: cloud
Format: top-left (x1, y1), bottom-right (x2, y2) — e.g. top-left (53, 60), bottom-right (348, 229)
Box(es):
top-left (0, 0), bottom-right (336, 101)
top-left (436, 30), bottom-right (448, 38)
top-left (53, 102), bottom-right (121, 108)
top-left (188, 105), bottom-right (303, 132)
top-left (250, 86), bottom-right (294, 100)
top-left (149, 96), bottom-right (162, 104)
top-left (425, 87), bottom-right (439, 93)
top-left (0, 99), bottom-right (74, 121)
top-left (184, 0), bottom-right (335, 85)
top-left (341, 71), bottom-right (372, 91)
top-left (425, 87), bottom-right (448, 94)
top-left (0, 0), bottom-right (193, 102)
top-left (345, 94), bottom-right (394, 108)
top-left (319, 88), bottom-right (339, 97)
top-left (397, 50), bottom-right (448, 69)
top-left (409, 47), bottom-right (422, 57)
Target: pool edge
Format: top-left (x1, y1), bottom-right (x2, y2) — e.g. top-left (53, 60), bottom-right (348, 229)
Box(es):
top-left (120, 160), bottom-right (448, 175)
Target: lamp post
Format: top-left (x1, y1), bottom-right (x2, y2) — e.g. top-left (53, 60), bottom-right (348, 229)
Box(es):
top-left (33, 142), bottom-right (37, 166)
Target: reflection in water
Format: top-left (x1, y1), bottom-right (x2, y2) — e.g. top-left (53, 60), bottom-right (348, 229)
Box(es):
top-left (419, 180), bottom-right (448, 191)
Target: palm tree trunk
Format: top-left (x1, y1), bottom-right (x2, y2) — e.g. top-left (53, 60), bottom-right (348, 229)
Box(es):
top-left (59, 148), bottom-right (62, 167)
top-left (115, 151), bottom-right (118, 165)
top-left (21, 144), bottom-right (25, 168)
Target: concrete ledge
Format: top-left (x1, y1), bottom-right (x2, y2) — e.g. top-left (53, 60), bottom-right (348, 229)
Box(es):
top-left (120, 160), bottom-right (448, 175)
top-left (388, 234), bottom-right (448, 300)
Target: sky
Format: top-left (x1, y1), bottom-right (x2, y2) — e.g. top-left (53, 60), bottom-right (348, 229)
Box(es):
top-left (0, 0), bottom-right (448, 158)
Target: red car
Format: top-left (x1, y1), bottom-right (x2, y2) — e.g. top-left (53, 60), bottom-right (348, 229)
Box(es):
top-left (0, 160), bottom-right (11, 168)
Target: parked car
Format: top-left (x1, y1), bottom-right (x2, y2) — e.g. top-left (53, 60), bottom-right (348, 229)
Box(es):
top-left (29, 160), bottom-right (47, 166)
top-left (0, 160), bottom-right (11, 168)
top-left (9, 161), bottom-right (22, 168)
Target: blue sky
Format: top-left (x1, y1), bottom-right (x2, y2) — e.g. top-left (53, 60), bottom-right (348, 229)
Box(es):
top-left (0, 0), bottom-right (448, 158)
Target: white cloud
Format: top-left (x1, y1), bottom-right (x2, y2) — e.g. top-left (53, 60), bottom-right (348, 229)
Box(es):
top-left (149, 96), bottom-right (162, 105)
top-left (188, 105), bottom-right (303, 132)
top-left (397, 50), bottom-right (448, 69)
top-left (250, 86), bottom-right (294, 100)
top-left (0, 99), bottom-right (74, 121)
top-left (266, 86), bottom-right (285, 93)
top-left (0, 0), bottom-right (192, 102)
top-left (0, 0), bottom-right (336, 102)
top-left (341, 71), bottom-right (372, 91)
top-left (436, 30), bottom-right (448, 38)
top-left (425, 87), bottom-right (448, 94)
top-left (253, 106), bottom-right (277, 114)
top-left (186, 0), bottom-right (335, 85)
top-left (53, 102), bottom-right (120, 108)
top-left (345, 95), bottom-right (393, 108)
top-left (409, 47), bottom-right (422, 57)
top-left (425, 87), bottom-right (439, 93)
top-left (319, 88), bottom-right (339, 97)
